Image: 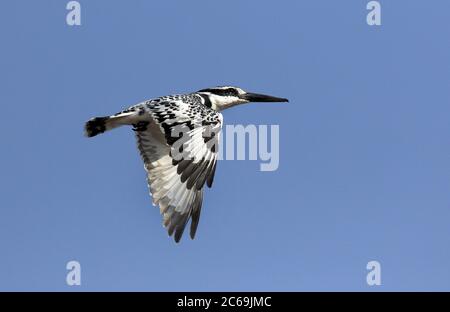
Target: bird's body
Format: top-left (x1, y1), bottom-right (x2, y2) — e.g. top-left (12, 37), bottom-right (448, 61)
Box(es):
top-left (85, 86), bottom-right (288, 242)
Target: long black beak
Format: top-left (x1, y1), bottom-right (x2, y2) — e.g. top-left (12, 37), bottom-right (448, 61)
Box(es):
top-left (241, 92), bottom-right (289, 103)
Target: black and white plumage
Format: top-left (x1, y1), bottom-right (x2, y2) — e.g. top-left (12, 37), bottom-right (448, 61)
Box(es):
top-left (85, 86), bottom-right (288, 243)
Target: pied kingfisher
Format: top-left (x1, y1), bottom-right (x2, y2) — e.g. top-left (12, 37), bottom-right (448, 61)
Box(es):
top-left (85, 86), bottom-right (288, 242)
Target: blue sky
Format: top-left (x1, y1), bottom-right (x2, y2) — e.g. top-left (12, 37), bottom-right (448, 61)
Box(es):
top-left (1, 0), bottom-right (449, 291)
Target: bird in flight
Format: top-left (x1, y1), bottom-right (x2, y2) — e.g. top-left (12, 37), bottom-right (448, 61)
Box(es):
top-left (85, 86), bottom-right (288, 242)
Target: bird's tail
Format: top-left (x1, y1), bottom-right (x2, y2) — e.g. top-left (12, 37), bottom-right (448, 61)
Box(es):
top-left (84, 116), bottom-right (112, 137)
top-left (84, 111), bottom-right (140, 137)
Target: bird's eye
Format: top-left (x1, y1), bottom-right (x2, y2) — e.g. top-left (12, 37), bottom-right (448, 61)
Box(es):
top-left (227, 89), bottom-right (238, 96)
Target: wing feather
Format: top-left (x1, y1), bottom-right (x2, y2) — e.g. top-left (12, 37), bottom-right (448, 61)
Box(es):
top-left (132, 97), bottom-right (222, 242)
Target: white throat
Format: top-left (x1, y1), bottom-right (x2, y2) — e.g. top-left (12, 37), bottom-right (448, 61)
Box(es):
top-left (202, 93), bottom-right (248, 111)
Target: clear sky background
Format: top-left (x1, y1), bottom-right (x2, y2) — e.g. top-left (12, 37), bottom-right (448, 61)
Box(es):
top-left (1, 1), bottom-right (449, 291)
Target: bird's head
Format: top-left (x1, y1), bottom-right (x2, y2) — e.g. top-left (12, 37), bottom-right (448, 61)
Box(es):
top-left (196, 86), bottom-right (288, 111)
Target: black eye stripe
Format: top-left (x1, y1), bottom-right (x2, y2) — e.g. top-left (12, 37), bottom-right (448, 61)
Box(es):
top-left (199, 94), bottom-right (212, 108)
top-left (199, 88), bottom-right (239, 97)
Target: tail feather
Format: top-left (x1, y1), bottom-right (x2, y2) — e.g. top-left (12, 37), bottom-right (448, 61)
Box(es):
top-left (84, 116), bottom-right (110, 137)
top-left (85, 110), bottom-right (141, 138)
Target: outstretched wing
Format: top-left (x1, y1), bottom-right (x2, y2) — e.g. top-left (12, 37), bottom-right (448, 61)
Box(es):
top-left (134, 96), bottom-right (222, 242)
